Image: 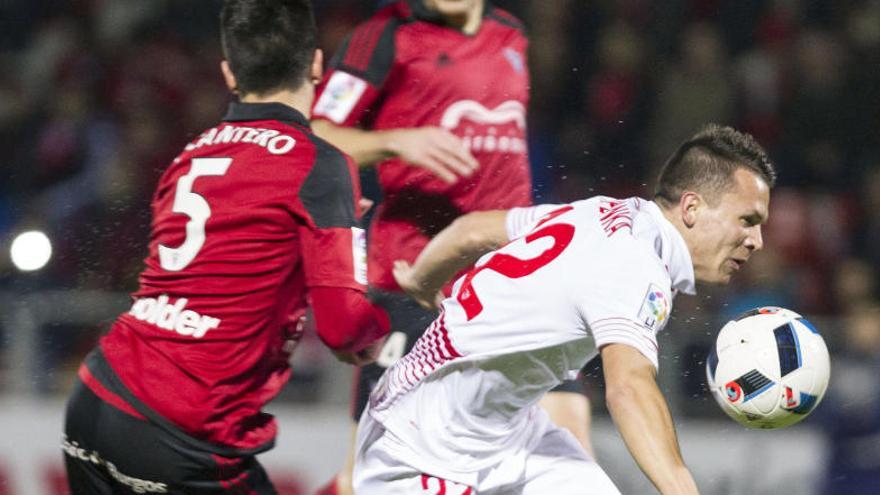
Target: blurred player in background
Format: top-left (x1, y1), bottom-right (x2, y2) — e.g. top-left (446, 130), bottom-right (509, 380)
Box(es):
top-left (62, 1), bottom-right (390, 493)
top-left (355, 125), bottom-right (776, 494)
top-left (310, 1), bottom-right (592, 493)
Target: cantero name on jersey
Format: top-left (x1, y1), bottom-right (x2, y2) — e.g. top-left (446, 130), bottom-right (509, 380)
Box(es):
top-left (185, 124), bottom-right (297, 155)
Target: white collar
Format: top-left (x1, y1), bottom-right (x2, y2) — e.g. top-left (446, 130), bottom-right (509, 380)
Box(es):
top-left (640, 200), bottom-right (697, 296)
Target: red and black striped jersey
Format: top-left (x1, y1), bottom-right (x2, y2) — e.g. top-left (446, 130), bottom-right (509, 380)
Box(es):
top-left (90, 102), bottom-right (380, 451)
top-left (313, 0), bottom-right (533, 291)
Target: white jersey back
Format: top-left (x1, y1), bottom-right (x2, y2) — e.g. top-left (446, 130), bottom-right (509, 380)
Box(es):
top-left (367, 197), bottom-right (695, 478)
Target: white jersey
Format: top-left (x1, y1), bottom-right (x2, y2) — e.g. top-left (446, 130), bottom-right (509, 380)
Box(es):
top-left (366, 197), bottom-right (696, 480)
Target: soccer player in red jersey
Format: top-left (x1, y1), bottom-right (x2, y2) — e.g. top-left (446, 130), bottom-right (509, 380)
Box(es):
top-left (62, 1), bottom-right (389, 493)
top-left (311, 1), bottom-right (591, 493)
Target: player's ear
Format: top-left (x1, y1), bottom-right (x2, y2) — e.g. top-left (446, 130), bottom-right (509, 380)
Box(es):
top-left (221, 60), bottom-right (238, 94)
top-left (309, 49), bottom-right (323, 85)
top-left (679, 191), bottom-right (702, 228)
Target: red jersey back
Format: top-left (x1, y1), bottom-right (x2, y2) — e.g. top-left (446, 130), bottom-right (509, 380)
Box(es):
top-left (98, 102), bottom-right (367, 450)
top-left (313, 0), bottom-right (533, 291)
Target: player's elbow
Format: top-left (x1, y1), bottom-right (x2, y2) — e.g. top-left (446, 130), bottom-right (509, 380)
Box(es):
top-left (604, 366), bottom-right (659, 420)
top-left (317, 327), bottom-right (358, 352)
top-left (315, 311), bottom-right (375, 352)
top-left (311, 287), bottom-right (389, 353)
top-left (604, 381), bottom-right (640, 417)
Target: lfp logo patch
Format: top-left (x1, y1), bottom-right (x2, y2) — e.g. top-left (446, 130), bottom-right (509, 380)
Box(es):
top-left (638, 285), bottom-right (669, 330)
top-left (351, 227), bottom-right (367, 286)
top-left (313, 71), bottom-right (367, 124)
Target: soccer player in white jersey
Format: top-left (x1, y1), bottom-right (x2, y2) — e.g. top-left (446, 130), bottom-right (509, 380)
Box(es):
top-left (352, 124), bottom-right (776, 495)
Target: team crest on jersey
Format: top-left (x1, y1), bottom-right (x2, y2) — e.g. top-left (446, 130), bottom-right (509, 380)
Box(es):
top-left (314, 71), bottom-right (367, 124)
top-left (637, 284), bottom-right (669, 330)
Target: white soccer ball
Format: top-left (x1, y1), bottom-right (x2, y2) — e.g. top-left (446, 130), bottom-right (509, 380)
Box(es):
top-left (705, 306), bottom-right (830, 429)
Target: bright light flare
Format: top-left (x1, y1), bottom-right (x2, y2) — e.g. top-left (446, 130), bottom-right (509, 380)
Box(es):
top-left (10, 230), bottom-right (53, 272)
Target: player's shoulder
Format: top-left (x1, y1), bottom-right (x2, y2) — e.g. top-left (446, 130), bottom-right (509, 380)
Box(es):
top-left (567, 232), bottom-right (669, 303)
top-left (350, 2), bottom-right (411, 37)
top-left (569, 197), bottom-right (666, 267)
top-left (485, 6), bottom-right (526, 34)
top-left (331, 3), bottom-right (409, 79)
top-left (569, 196), bottom-right (643, 226)
top-left (303, 130), bottom-right (352, 173)
top-left (297, 132), bottom-right (358, 219)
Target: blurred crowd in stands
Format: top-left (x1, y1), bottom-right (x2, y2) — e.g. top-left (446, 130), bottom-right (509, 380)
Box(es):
top-left (2, 0), bottom-right (878, 310)
top-left (0, 1), bottom-right (879, 485)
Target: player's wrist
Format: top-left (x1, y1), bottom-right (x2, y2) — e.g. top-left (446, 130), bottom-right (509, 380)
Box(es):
top-left (381, 129), bottom-right (406, 157)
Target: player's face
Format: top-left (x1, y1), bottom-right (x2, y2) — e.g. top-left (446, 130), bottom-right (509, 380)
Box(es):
top-left (424, 0), bottom-right (480, 17)
top-left (690, 168), bottom-right (770, 284)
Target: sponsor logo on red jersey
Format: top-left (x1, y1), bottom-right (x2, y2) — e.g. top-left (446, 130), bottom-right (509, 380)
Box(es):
top-left (440, 100), bottom-right (527, 154)
top-left (128, 295), bottom-right (221, 338)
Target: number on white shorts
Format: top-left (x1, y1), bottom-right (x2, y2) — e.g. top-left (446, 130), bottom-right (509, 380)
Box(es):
top-left (421, 474), bottom-right (473, 495)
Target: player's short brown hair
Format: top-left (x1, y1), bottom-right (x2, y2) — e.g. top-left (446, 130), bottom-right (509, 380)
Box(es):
top-left (220, 0), bottom-right (317, 96)
top-left (654, 124), bottom-right (776, 207)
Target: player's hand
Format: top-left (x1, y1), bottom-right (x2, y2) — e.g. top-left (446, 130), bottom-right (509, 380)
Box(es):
top-left (332, 336), bottom-right (386, 366)
top-left (393, 260), bottom-right (444, 311)
top-left (386, 127), bottom-right (479, 184)
top-left (358, 197), bottom-right (374, 216)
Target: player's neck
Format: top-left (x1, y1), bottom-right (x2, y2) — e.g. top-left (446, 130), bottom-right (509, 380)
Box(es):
top-left (461, 9), bottom-right (482, 34)
top-left (442, 2), bottom-right (483, 35)
top-left (239, 88), bottom-right (314, 119)
top-left (658, 202), bottom-right (689, 241)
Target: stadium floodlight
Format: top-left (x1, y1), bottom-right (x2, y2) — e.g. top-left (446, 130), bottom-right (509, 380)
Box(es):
top-left (10, 230), bottom-right (53, 272)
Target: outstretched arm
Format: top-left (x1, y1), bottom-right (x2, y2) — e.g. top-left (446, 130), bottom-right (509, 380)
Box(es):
top-left (393, 210), bottom-right (509, 310)
top-left (309, 286), bottom-right (389, 366)
top-left (312, 120), bottom-right (478, 184)
top-left (601, 343), bottom-right (699, 495)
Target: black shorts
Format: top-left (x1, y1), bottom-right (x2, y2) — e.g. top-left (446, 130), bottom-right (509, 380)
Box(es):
top-left (351, 291), bottom-right (589, 420)
top-left (64, 378), bottom-right (276, 494)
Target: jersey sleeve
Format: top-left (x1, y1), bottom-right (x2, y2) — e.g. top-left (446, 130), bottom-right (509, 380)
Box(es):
top-left (312, 15), bottom-right (398, 126)
top-left (298, 138), bottom-right (367, 290)
top-left (575, 240), bottom-right (672, 370)
top-left (505, 204), bottom-right (565, 240)
top-left (309, 286), bottom-right (390, 352)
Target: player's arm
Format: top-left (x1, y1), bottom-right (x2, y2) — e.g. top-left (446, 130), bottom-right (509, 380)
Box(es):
top-left (311, 19), bottom-right (477, 183)
top-left (601, 343), bottom-right (699, 495)
top-left (394, 205), bottom-right (562, 309)
top-left (309, 286), bottom-right (389, 366)
top-left (393, 209), bottom-right (509, 310)
top-left (312, 121), bottom-right (477, 184)
top-left (297, 142), bottom-right (390, 365)
top-left (310, 120), bottom-right (390, 166)
top-left (299, 223), bottom-right (390, 365)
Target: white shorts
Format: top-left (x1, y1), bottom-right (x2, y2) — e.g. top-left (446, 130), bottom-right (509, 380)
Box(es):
top-left (353, 410), bottom-right (620, 495)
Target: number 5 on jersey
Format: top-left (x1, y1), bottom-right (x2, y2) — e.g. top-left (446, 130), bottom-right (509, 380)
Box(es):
top-left (159, 157), bottom-right (232, 271)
